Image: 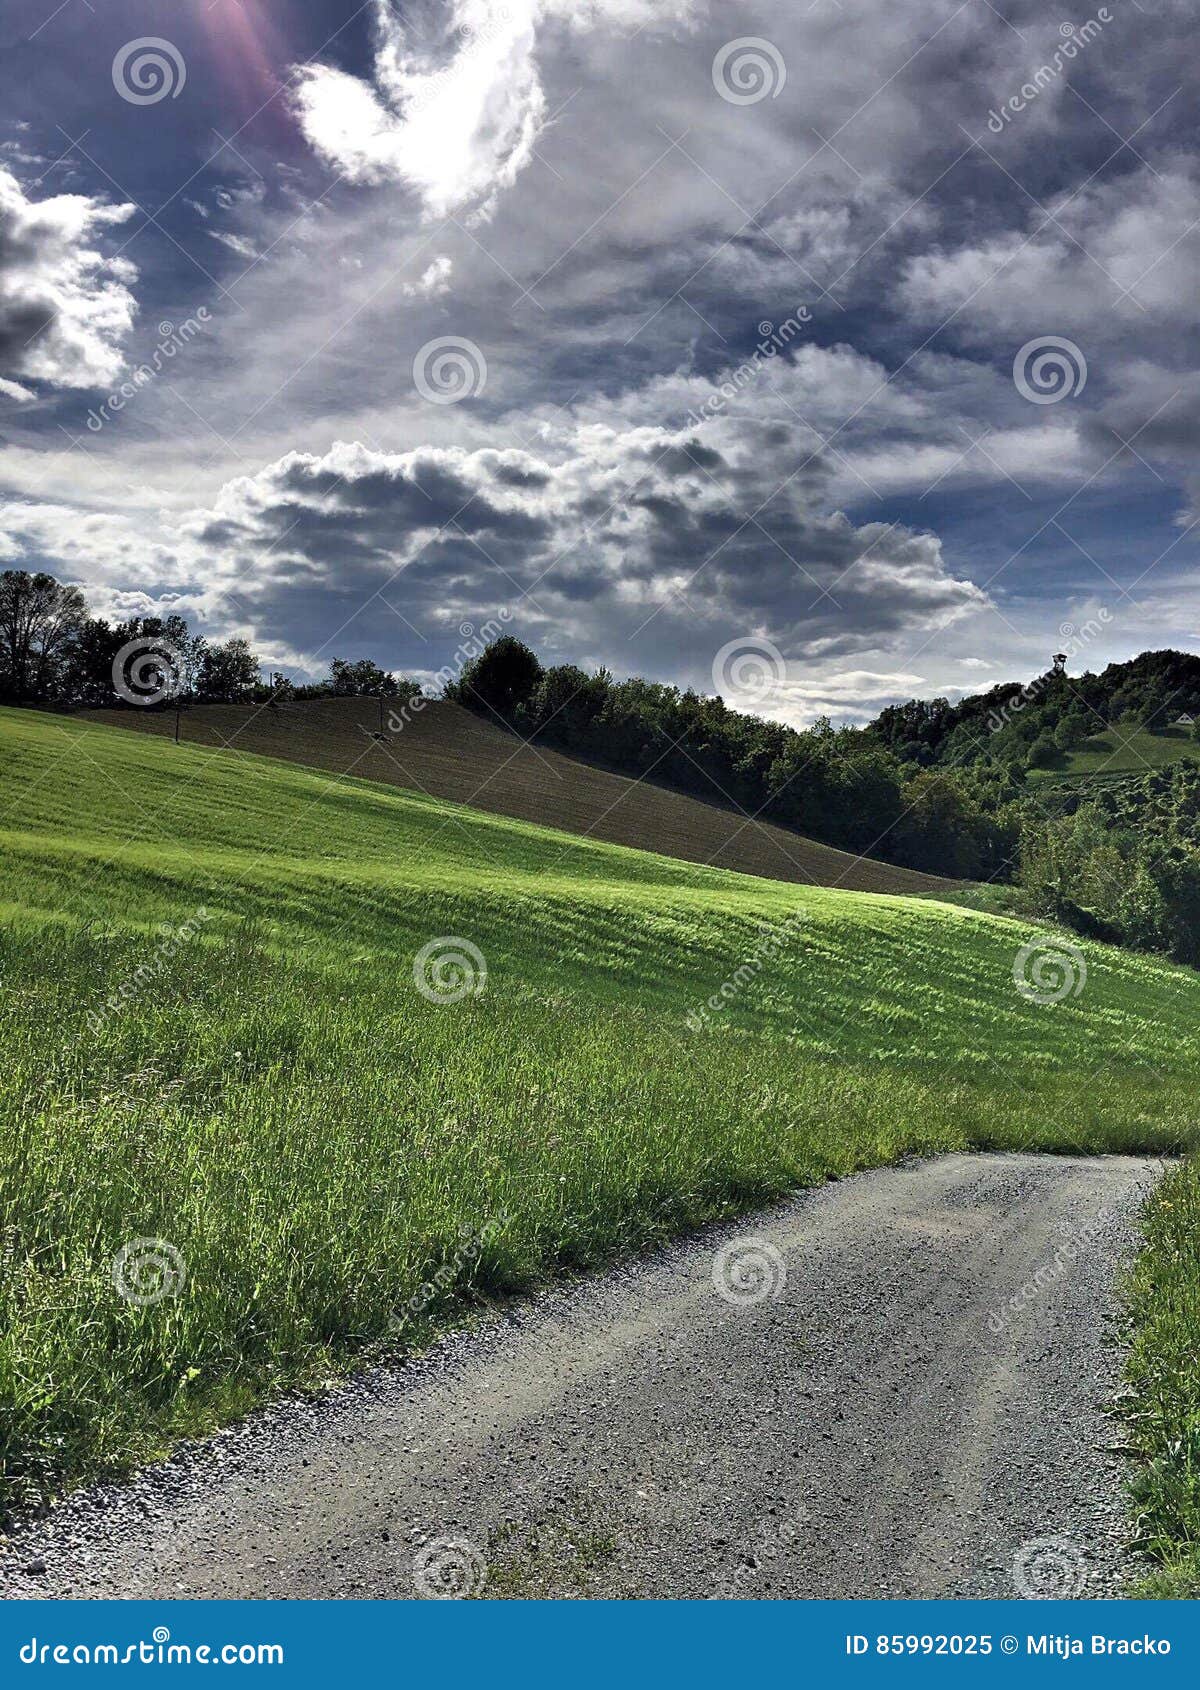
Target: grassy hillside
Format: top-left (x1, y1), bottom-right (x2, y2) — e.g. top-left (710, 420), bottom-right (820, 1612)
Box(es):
top-left (1030, 724), bottom-right (1199, 786)
top-left (2, 705), bottom-right (1199, 1523)
top-left (80, 695), bottom-right (952, 897)
top-left (1124, 1159), bottom-right (1200, 1597)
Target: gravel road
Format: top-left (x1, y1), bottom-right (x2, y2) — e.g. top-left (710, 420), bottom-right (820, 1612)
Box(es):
top-left (1, 1152), bottom-right (1162, 1601)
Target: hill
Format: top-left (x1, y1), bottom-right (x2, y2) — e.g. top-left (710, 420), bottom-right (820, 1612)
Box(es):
top-left (2, 703), bottom-right (1199, 1513)
top-left (1029, 723), bottom-right (1199, 786)
top-left (78, 694), bottom-right (951, 898)
top-left (871, 647), bottom-right (1200, 779)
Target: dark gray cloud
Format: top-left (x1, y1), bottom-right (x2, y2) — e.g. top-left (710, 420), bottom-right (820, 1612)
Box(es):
top-left (165, 429), bottom-right (985, 688)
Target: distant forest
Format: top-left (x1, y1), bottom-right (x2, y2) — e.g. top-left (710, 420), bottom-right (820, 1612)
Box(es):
top-left (5, 566), bottom-right (1200, 965)
top-left (449, 637), bottom-right (1200, 967)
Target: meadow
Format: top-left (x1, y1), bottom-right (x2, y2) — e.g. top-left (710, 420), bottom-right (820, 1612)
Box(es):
top-left (1029, 723), bottom-right (1199, 785)
top-left (1, 704), bottom-right (1199, 1560)
top-left (80, 692), bottom-right (949, 896)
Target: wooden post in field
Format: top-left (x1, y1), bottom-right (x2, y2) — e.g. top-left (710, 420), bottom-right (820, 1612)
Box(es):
top-left (174, 699), bottom-right (182, 743)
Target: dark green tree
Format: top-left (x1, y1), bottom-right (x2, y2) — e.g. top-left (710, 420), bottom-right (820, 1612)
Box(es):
top-left (452, 636), bottom-right (543, 723)
top-left (199, 638), bottom-right (260, 701)
top-left (0, 570), bottom-right (89, 702)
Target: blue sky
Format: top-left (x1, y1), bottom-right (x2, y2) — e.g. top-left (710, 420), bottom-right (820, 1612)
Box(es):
top-left (2, 0), bottom-right (1198, 723)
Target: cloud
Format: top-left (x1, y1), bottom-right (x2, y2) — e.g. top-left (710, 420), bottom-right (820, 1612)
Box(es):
top-left (163, 416), bottom-right (987, 685)
top-left (292, 0), bottom-right (547, 219)
top-left (6, 0), bottom-right (1200, 728)
top-left (893, 159), bottom-right (1200, 503)
top-left (291, 0), bottom-right (690, 220)
top-left (0, 500), bottom-right (185, 593)
top-left (208, 230), bottom-right (261, 261)
top-left (900, 163), bottom-right (1200, 336)
top-left (403, 254), bottom-right (454, 297)
top-left (0, 167), bottom-right (137, 395)
top-left (758, 667), bottom-right (937, 727)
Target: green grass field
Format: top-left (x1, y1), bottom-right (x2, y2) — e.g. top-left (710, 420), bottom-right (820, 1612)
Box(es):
top-left (1030, 724), bottom-right (1199, 785)
top-left (2, 706), bottom-right (1199, 1564)
top-left (1124, 1159), bottom-right (1200, 1597)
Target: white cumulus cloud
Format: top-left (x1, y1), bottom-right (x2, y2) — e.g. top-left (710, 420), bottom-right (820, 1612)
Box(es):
top-left (292, 0), bottom-right (690, 219)
top-left (0, 167), bottom-right (138, 395)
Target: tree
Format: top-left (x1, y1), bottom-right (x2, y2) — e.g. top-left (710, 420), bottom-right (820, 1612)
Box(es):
top-left (518, 663), bottom-right (607, 743)
top-left (1028, 732), bottom-right (1058, 769)
top-left (452, 636), bottom-right (542, 723)
top-left (68, 616), bottom-right (125, 706)
top-left (267, 671), bottom-right (295, 707)
top-left (1053, 711), bottom-right (1088, 752)
top-left (898, 738), bottom-right (932, 766)
top-left (329, 657), bottom-right (400, 696)
top-left (891, 769), bottom-right (1001, 879)
top-left (0, 570), bottom-right (89, 703)
top-left (108, 614), bottom-right (205, 705)
top-left (199, 638), bottom-right (260, 702)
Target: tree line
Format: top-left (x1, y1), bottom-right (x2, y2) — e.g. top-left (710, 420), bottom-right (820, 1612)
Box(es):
top-left (0, 571), bottom-right (420, 710)
top-left (447, 636), bottom-right (1016, 879)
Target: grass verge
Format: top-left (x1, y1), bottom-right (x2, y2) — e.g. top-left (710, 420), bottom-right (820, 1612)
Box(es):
top-left (1123, 1158), bottom-right (1200, 1596)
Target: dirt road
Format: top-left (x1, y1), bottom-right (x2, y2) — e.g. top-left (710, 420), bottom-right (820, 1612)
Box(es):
top-left (1, 1152), bottom-right (1161, 1600)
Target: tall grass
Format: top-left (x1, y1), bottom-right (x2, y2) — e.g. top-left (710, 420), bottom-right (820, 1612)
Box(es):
top-left (1123, 1160), bottom-right (1200, 1597)
top-left (1, 706), bottom-right (1198, 1517)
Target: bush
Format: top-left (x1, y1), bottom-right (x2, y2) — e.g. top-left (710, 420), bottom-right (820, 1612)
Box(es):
top-left (1028, 732), bottom-right (1059, 769)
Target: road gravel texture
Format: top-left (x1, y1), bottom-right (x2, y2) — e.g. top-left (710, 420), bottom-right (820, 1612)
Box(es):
top-left (1, 1152), bottom-right (1162, 1601)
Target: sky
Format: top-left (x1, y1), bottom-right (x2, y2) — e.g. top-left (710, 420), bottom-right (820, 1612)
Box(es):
top-left (1, 0), bottom-right (1198, 726)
